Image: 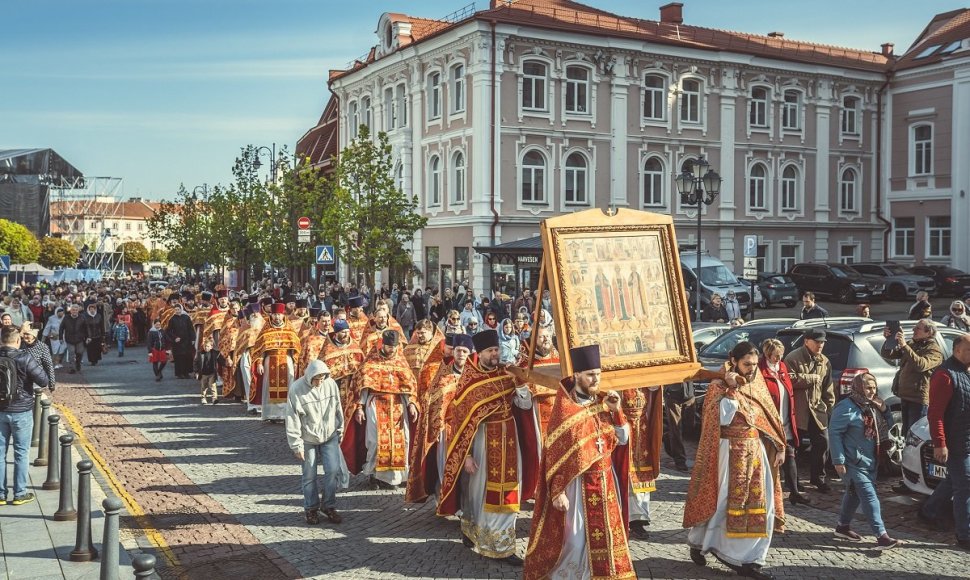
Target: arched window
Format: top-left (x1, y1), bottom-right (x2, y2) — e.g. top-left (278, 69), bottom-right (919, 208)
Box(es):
top-left (395, 163), bottom-right (405, 194)
top-left (642, 157), bottom-right (664, 207)
top-left (564, 152), bottom-right (588, 205)
top-left (521, 150), bottom-right (546, 203)
top-left (680, 79), bottom-right (702, 123)
top-left (840, 168), bottom-right (858, 213)
top-left (749, 86), bottom-right (769, 128)
top-left (522, 61), bottom-right (547, 111)
top-left (428, 155), bottom-right (441, 206)
top-left (841, 96), bottom-right (860, 135)
top-left (643, 75), bottom-right (666, 121)
top-left (780, 165), bottom-right (798, 211)
top-left (452, 152), bottom-right (465, 204)
top-left (451, 64), bottom-right (465, 113)
top-left (748, 163), bottom-right (767, 210)
top-left (428, 72), bottom-right (441, 119)
top-left (565, 66), bottom-right (590, 114)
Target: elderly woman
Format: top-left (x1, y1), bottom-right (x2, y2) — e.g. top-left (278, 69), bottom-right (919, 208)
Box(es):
top-left (941, 300), bottom-right (970, 332)
top-left (760, 339), bottom-right (809, 506)
top-left (829, 372), bottom-right (900, 549)
top-left (702, 294), bottom-right (728, 323)
top-left (20, 323), bottom-right (55, 393)
top-left (441, 309), bottom-right (464, 336)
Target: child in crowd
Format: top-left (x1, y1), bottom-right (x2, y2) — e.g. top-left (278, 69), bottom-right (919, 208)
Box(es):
top-left (111, 317), bottom-right (130, 357)
top-left (194, 336), bottom-right (219, 405)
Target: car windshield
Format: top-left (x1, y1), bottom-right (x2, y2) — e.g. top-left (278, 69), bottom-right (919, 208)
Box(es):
top-left (699, 265), bottom-right (738, 286)
top-left (941, 267), bottom-right (967, 276)
top-left (886, 265), bottom-right (910, 275)
top-left (830, 266), bottom-right (854, 278)
top-left (767, 275), bottom-right (790, 284)
top-left (700, 326), bottom-right (788, 360)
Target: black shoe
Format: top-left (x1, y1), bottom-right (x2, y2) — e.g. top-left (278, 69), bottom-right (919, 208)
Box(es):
top-left (155, 374), bottom-right (162, 382)
top-left (957, 538), bottom-right (970, 550)
top-left (304, 508), bottom-right (319, 525)
top-left (68, 368), bottom-right (76, 374)
top-left (501, 554), bottom-right (523, 566)
top-left (811, 479), bottom-right (831, 494)
top-left (713, 553), bottom-right (743, 574)
top-left (369, 475), bottom-right (381, 491)
top-left (675, 462), bottom-right (689, 472)
top-left (690, 548), bottom-right (707, 567)
top-left (789, 491), bottom-right (812, 506)
top-left (630, 520), bottom-right (650, 539)
top-left (741, 563), bottom-right (774, 580)
top-left (917, 508), bottom-right (943, 531)
top-left (321, 508), bottom-right (342, 524)
top-left (247, 409), bottom-right (259, 416)
top-left (892, 482), bottom-right (911, 494)
top-left (462, 533), bottom-right (474, 548)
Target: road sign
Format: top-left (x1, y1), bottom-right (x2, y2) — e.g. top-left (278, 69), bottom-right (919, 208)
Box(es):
top-left (297, 230), bottom-right (311, 243)
top-left (297, 216), bottom-right (311, 230)
top-left (743, 234), bottom-right (758, 258)
top-left (315, 245), bottom-right (335, 265)
top-left (0, 255), bottom-right (9, 274)
top-left (742, 256), bottom-right (758, 281)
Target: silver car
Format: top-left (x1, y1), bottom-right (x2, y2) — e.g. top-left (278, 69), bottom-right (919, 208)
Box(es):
top-left (851, 263), bottom-right (936, 301)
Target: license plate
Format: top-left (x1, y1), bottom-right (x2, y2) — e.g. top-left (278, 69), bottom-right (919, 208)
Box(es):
top-left (783, 296), bottom-right (794, 300)
top-left (930, 463), bottom-right (948, 479)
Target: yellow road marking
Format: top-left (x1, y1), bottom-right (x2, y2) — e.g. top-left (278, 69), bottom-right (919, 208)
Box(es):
top-left (55, 403), bottom-right (180, 570)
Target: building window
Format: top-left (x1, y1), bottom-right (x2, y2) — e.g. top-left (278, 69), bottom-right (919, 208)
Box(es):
top-left (385, 87), bottom-right (396, 130)
top-left (395, 163), bottom-right (405, 194)
top-left (564, 152), bottom-right (588, 205)
top-left (779, 244), bottom-right (799, 273)
top-left (125, 222), bottom-right (131, 231)
top-left (361, 96), bottom-right (371, 132)
top-left (839, 168), bottom-right (858, 213)
top-left (428, 155), bottom-right (441, 207)
top-left (397, 84), bottom-right (408, 127)
top-left (911, 124), bottom-right (933, 176)
top-left (455, 247), bottom-right (469, 288)
top-left (780, 165), bottom-right (798, 211)
top-left (426, 246), bottom-right (440, 290)
top-left (643, 74), bottom-right (666, 121)
top-left (927, 216), bottom-right (951, 258)
top-left (565, 65), bottom-right (590, 114)
top-left (893, 217), bottom-right (915, 258)
top-left (642, 156), bottom-right (664, 207)
top-left (112, 222), bottom-right (119, 230)
top-left (349, 102), bottom-right (359, 138)
top-left (756, 243), bottom-right (769, 274)
top-left (782, 90), bottom-right (801, 130)
top-left (137, 223), bottom-right (143, 231)
top-left (841, 96), bottom-right (860, 135)
top-left (451, 152), bottom-right (465, 204)
top-left (749, 86), bottom-right (769, 128)
top-left (428, 72), bottom-right (441, 120)
top-left (680, 79), bottom-right (701, 124)
top-left (748, 163), bottom-right (768, 210)
top-left (522, 61), bottom-right (547, 111)
top-left (839, 244), bottom-right (859, 264)
top-left (521, 150), bottom-right (546, 204)
top-left (451, 64), bottom-right (465, 113)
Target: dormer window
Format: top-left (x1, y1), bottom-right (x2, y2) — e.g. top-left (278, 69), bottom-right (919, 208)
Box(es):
top-left (384, 23), bottom-right (393, 49)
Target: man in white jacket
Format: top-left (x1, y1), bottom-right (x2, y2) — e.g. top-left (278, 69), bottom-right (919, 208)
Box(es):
top-left (285, 359), bottom-right (350, 525)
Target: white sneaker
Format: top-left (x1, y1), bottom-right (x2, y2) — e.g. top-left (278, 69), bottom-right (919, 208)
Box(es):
top-left (54, 364), bottom-right (63, 370)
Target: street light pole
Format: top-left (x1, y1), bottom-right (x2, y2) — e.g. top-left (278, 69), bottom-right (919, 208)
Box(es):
top-left (253, 143), bottom-right (277, 183)
top-left (676, 157), bottom-right (721, 323)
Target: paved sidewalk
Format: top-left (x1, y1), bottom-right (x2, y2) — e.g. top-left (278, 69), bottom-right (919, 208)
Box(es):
top-left (0, 414), bottom-right (131, 580)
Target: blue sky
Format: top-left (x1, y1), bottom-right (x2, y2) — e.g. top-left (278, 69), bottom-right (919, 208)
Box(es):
top-left (2, 0), bottom-right (949, 199)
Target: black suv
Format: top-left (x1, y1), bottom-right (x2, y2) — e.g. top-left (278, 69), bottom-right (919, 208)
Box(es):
top-left (909, 265), bottom-right (970, 297)
top-left (788, 263), bottom-right (886, 304)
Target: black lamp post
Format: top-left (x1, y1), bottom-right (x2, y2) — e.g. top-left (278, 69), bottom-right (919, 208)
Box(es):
top-left (253, 143), bottom-right (277, 183)
top-left (676, 157), bottom-right (721, 323)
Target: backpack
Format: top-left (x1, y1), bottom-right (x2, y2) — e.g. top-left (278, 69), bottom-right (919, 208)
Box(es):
top-left (0, 353), bottom-right (19, 405)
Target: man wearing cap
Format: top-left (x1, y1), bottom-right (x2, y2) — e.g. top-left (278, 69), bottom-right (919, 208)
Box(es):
top-left (165, 297), bottom-right (196, 379)
top-left (785, 328), bottom-right (836, 493)
top-left (341, 329), bottom-right (418, 489)
top-left (251, 303), bottom-right (302, 422)
top-left (320, 319), bottom-right (365, 408)
top-left (361, 311), bottom-right (405, 357)
top-left (524, 344), bottom-right (634, 579)
top-left (345, 296), bottom-right (368, 344)
top-left (406, 333), bottom-right (472, 504)
top-left (403, 320), bottom-right (443, 379)
top-left (437, 329), bottom-right (539, 566)
top-left (297, 310), bottom-right (332, 377)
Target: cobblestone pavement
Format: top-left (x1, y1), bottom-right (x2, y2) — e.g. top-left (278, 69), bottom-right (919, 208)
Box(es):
top-left (55, 347), bottom-right (969, 579)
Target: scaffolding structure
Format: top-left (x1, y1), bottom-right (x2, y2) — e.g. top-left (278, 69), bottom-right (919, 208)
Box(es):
top-left (50, 176), bottom-right (127, 275)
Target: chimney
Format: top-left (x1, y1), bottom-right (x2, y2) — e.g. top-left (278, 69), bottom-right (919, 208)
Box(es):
top-left (881, 42), bottom-right (895, 57)
top-left (768, 31), bottom-right (784, 38)
top-left (659, 2), bottom-right (683, 24)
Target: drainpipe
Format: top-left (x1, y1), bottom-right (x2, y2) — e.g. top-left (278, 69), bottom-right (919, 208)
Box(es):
top-left (489, 19), bottom-right (499, 246)
top-left (875, 68), bottom-right (893, 262)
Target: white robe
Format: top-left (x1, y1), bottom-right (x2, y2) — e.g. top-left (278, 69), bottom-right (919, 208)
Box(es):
top-left (687, 397), bottom-right (775, 567)
top-left (239, 350), bottom-right (259, 413)
top-left (629, 487), bottom-right (651, 523)
top-left (260, 353), bottom-right (294, 421)
top-left (360, 388), bottom-right (411, 486)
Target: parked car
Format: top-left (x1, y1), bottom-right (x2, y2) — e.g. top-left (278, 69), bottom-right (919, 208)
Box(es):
top-left (909, 265), bottom-right (970, 297)
top-left (755, 272), bottom-right (799, 308)
top-left (851, 262), bottom-right (936, 300)
top-left (691, 322), bottom-right (731, 351)
top-left (788, 263), bottom-right (886, 304)
top-left (901, 416), bottom-right (942, 495)
top-left (680, 251), bottom-right (752, 316)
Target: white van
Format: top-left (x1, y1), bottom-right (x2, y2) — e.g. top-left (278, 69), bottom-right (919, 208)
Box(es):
top-left (680, 251), bottom-right (752, 318)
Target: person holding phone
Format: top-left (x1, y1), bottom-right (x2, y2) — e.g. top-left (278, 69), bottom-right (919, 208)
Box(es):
top-left (881, 319), bottom-right (943, 436)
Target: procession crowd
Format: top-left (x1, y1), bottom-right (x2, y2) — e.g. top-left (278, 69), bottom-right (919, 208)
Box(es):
top-left (2, 276), bottom-right (970, 579)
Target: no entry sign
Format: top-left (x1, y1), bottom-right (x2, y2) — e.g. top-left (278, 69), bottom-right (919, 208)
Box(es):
top-left (297, 216), bottom-right (311, 230)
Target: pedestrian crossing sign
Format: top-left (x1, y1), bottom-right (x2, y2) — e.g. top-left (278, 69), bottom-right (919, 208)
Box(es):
top-left (0, 255), bottom-right (9, 274)
top-left (315, 245), bottom-right (335, 265)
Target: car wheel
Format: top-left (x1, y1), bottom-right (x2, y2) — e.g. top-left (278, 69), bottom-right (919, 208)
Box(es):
top-left (784, 301), bottom-right (797, 308)
top-left (888, 284), bottom-right (907, 301)
top-left (880, 410), bottom-right (904, 476)
top-left (838, 286), bottom-right (855, 304)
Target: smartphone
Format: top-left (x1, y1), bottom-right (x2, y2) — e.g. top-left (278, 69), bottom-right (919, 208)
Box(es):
top-left (886, 320), bottom-right (901, 334)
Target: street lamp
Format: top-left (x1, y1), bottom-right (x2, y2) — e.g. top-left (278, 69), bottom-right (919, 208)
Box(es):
top-left (675, 157), bottom-right (721, 323)
top-left (253, 143), bottom-right (277, 183)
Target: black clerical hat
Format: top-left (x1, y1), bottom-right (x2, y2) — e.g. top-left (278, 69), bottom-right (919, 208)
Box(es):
top-left (570, 344), bottom-right (601, 373)
top-left (472, 329), bottom-right (498, 352)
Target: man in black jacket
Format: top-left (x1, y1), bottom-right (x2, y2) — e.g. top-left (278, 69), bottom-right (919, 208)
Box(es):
top-left (0, 325), bottom-right (51, 506)
top-left (59, 304), bottom-right (86, 373)
top-left (166, 303), bottom-right (196, 379)
top-left (80, 300), bottom-right (105, 366)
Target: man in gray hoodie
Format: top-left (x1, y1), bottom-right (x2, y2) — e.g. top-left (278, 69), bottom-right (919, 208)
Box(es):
top-left (285, 359), bottom-right (349, 525)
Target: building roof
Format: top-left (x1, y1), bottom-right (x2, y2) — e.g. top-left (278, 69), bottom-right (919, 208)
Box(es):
top-left (329, 0), bottom-right (890, 83)
top-left (0, 148), bottom-right (83, 186)
top-left (50, 199), bottom-right (161, 220)
top-left (895, 9), bottom-right (970, 70)
top-left (296, 95), bottom-right (340, 172)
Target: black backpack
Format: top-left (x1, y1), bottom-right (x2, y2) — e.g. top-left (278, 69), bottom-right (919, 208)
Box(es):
top-left (0, 353), bottom-right (19, 405)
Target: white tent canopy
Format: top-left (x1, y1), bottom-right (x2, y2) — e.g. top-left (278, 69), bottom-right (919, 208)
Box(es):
top-left (9, 263), bottom-right (54, 275)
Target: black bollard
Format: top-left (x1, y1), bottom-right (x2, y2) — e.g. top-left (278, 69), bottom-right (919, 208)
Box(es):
top-left (43, 415), bottom-right (61, 490)
top-left (70, 460), bottom-right (99, 561)
top-left (54, 434), bottom-right (77, 521)
top-left (31, 387), bottom-right (43, 447)
top-left (100, 497), bottom-right (123, 580)
top-left (132, 554), bottom-right (156, 579)
top-left (33, 398), bottom-right (52, 466)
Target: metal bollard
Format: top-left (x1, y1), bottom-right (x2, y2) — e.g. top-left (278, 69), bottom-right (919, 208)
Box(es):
top-left (43, 415), bottom-right (61, 490)
top-left (31, 387), bottom-right (43, 447)
top-left (33, 398), bottom-right (52, 466)
top-left (54, 434), bottom-right (77, 520)
top-left (132, 554), bottom-right (156, 579)
top-left (70, 460), bottom-right (99, 561)
top-left (100, 497), bottom-right (123, 580)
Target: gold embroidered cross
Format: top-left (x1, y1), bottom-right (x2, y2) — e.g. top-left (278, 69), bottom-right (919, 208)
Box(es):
top-left (507, 467), bottom-right (516, 477)
top-left (491, 468), bottom-right (499, 477)
top-left (591, 528), bottom-right (604, 541)
top-left (588, 493), bottom-right (601, 506)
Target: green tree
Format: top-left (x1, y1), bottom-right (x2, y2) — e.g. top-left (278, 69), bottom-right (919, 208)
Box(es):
top-left (0, 219), bottom-right (41, 263)
top-left (119, 241), bottom-right (149, 264)
top-left (38, 236), bottom-right (79, 268)
top-left (148, 248), bottom-right (169, 262)
top-left (146, 185), bottom-right (219, 273)
top-left (320, 126), bottom-right (427, 290)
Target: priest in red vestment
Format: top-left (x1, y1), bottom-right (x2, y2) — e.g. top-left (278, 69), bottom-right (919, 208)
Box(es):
top-left (402, 320), bottom-right (443, 380)
top-left (615, 385), bottom-right (663, 539)
top-left (345, 296), bottom-right (369, 345)
top-left (524, 344), bottom-right (635, 580)
top-left (517, 325), bottom-right (560, 440)
top-left (251, 303), bottom-right (302, 422)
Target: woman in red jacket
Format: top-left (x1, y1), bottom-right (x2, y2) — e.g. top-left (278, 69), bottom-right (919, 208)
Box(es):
top-left (760, 338), bottom-right (811, 505)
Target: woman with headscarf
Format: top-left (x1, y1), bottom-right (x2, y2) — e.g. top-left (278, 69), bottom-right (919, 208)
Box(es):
top-left (828, 372), bottom-right (900, 549)
top-left (941, 300), bottom-right (970, 332)
top-left (497, 318), bottom-right (521, 366)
